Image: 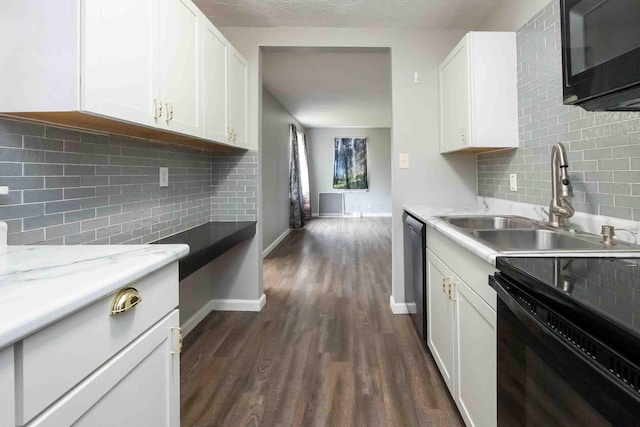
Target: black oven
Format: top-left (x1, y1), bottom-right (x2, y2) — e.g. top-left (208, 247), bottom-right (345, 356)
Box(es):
top-left (491, 269), bottom-right (640, 426)
top-left (560, 0), bottom-right (640, 111)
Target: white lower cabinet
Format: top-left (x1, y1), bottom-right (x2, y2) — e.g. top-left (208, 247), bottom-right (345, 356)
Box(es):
top-left (0, 346), bottom-right (14, 427)
top-left (0, 261), bottom-right (181, 427)
top-left (427, 251), bottom-right (456, 392)
top-left (28, 310), bottom-right (180, 427)
top-left (455, 280), bottom-right (497, 427)
top-left (426, 228), bottom-right (497, 427)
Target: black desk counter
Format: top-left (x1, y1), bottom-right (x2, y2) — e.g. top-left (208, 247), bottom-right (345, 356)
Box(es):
top-left (153, 221), bottom-right (256, 280)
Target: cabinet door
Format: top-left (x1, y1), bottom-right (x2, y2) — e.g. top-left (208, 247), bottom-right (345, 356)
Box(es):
top-left (28, 310), bottom-right (181, 427)
top-left (81, 0), bottom-right (160, 128)
top-left (159, 0), bottom-right (201, 136)
top-left (202, 20), bottom-right (229, 144)
top-left (426, 250), bottom-right (455, 393)
top-left (0, 346), bottom-right (14, 427)
top-left (228, 48), bottom-right (249, 148)
top-left (455, 280), bottom-right (497, 427)
top-left (439, 37), bottom-right (470, 153)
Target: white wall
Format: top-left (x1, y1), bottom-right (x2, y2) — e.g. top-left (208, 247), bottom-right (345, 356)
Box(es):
top-left (307, 127), bottom-right (391, 215)
top-left (262, 87), bottom-right (305, 249)
top-left (220, 27), bottom-right (478, 306)
top-left (476, 0), bottom-right (551, 31)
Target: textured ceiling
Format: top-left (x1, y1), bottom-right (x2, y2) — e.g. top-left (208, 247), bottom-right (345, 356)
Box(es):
top-left (262, 47), bottom-right (392, 128)
top-left (195, 0), bottom-right (500, 29)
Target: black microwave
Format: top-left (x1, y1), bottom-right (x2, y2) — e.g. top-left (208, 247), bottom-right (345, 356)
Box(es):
top-left (560, 0), bottom-right (640, 111)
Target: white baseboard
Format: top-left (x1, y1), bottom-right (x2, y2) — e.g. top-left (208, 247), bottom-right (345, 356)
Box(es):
top-left (406, 302), bottom-right (417, 314)
top-left (182, 300), bottom-right (216, 336)
top-left (312, 212), bottom-right (392, 218)
top-left (362, 212), bottom-right (392, 217)
top-left (212, 293), bottom-right (267, 312)
top-left (389, 295), bottom-right (409, 314)
top-left (181, 294), bottom-right (267, 336)
top-left (263, 228), bottom-right (291, 258)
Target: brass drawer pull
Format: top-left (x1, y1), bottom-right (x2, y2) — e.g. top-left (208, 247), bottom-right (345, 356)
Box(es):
top-left (110, 287), bottom-right (142, 315)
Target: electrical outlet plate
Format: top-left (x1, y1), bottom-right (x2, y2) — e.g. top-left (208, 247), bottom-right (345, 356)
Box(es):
top-left (159, 167), bottom-right (169, 187)
top-left (509, 174), bottom-right (518, 191)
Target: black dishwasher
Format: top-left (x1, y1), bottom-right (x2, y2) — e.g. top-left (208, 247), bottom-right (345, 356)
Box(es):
top-left (493, 257), bottom-right (640, 426)
top-left (404, 212), bottom-right (426, 342)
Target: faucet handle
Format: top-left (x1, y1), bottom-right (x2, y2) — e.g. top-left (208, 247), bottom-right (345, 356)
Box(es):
top-left (601, 225), bottom-right (615, 245)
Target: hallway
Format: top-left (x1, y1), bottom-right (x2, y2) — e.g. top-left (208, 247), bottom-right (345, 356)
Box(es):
top-left (180, 218), bottom-right (463, 426)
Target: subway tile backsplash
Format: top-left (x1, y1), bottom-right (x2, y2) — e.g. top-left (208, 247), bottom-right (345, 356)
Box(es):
top-left (477, 0), bottom-right (640, 221)
top-left (0, 116), bottom-right (257, 245)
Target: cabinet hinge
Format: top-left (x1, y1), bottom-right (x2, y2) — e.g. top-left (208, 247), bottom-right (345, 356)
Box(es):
top-left (448, 282), bottom-right (456, 301)
top-left (171, 326), bottom-right (183, 355)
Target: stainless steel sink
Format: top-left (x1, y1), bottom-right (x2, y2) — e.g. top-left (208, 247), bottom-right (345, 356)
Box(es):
top-left (438, 215), bottom-right (640, 254)
top-left (438, 215), bottom-right (545, 230)
top-left (471, 229), bottom-right (640, 253)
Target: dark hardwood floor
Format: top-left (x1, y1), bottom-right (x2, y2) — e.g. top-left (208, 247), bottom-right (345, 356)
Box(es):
top-left (180, 218), bottom-right (463, 426)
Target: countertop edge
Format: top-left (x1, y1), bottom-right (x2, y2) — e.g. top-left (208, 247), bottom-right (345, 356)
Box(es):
top-left (0, 244), bottom-right (189, 349)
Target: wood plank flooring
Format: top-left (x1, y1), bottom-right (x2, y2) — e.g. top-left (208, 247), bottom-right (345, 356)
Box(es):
top-left (180, 218), bottom-right (463, 426)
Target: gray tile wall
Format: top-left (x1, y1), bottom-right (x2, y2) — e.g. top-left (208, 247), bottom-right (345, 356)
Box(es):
top-left (0, 116), bottom-right (257, 245)
top-left (211, 154), bottom-right (258, 221)
top-left (477, 0), bottom-right (640, 220)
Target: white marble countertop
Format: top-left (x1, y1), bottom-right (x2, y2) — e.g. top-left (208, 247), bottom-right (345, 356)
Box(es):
top-left (405, 198), bottom-right (640, 266)
top-left (0, 244), bottom-right (189, 349)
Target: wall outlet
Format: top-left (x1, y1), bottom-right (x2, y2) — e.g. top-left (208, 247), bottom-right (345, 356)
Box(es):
top-left (399, 153), bottom-right (410, 169)
top-left (509, 173), bottom-right (518, 191)
top-left (159, 167), bottom-right (169, 187)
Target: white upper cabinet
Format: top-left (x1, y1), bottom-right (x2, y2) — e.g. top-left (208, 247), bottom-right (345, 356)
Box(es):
top-left (439, 32), bottom-right (518, 153)
top-left (228, 48), bottom-right (250, 148)
top-left (202, 20), bottom-right (229, 144)
top-left (82, 0), bottom-right (160, 128)
top-left (159, 0), bottom-right (202, 136)
top-left (0, 0), bottom-right (248, 149)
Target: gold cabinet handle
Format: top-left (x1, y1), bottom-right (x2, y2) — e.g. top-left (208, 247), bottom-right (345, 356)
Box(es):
top-left (165, 102), bottom-right (174, 122)
top-left (154, 99), bottom-right (163, 119)
top-left (110, 287), bottom-right (142, 315)
top-left (442, 277), bottom-right (449, 294)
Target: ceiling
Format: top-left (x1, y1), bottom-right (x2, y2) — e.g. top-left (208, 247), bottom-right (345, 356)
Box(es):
top-left (195, 0), bottom-right (500, 29)
top-left (262, 47), bottom-right (392, 129)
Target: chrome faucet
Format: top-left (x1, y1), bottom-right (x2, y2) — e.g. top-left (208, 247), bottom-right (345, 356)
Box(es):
top-left (548, 143), bottom-right (575, 228)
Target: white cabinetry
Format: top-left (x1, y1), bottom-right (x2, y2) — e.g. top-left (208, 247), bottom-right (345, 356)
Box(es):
top-left (228, 49), bottom-right (250, 148)
top-left (0, 261), bottom-right (181, 427)
top-left (427, 252), bottom-right (456, 392)
top-left (426, 227), bottom-right (497, 427)
top-left (439, 32), bottom-right (518, 153)
top-left (82, 0), bottom-right (160, 128)
top-left (159, 0), bottom-right (202, 136)
top-left (28, 311), bottom-right (180, 427)
top-left (202, 20), bottom-right (229, 144)
top-left (0, 0), bottom-right (248, 149)
top-left (0, 346), bottom-right (14, 427)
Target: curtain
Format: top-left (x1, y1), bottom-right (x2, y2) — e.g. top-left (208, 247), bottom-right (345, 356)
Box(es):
top-left (297, 131), bottom-right (312, 220)
top-left (289, 124), bottom-right (308, 229)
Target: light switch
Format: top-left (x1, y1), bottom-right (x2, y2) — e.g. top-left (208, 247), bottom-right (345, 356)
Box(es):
top-left (509, 173), bottom-right (518, 191)
top-left (399, 153), bottom-right (410, 169)
top-left (159, 167), bottom-right (169, 187)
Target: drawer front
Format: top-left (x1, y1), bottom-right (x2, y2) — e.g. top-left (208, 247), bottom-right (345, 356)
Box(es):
top-left (19, 262), bottom-right (178, 424)
top-left (27, 310), bottom-right (180, 427)
top-left (426, 226), bottom-right (497, 309)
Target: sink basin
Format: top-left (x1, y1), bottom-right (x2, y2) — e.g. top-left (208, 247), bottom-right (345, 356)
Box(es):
top-left (438, 215), bottom-right (543, 230)
top-left (471, 229), bottom-right (640, 253)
